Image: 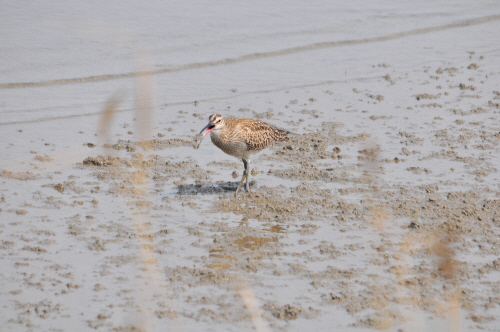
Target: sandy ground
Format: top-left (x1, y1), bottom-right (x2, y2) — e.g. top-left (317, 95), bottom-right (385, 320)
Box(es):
top-left (2, 2), bottom-right (500, 332)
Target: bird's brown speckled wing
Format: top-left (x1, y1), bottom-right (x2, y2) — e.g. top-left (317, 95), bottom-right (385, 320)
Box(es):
top-left (236, 119), bottom-right (289, 151)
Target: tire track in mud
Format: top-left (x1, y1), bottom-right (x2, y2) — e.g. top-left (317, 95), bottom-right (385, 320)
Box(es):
top-left (1, 14), bottom-right (499, 90)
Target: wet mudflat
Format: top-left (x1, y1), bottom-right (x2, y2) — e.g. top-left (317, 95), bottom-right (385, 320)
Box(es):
top-left (2, 2), bottom-right (500, 331)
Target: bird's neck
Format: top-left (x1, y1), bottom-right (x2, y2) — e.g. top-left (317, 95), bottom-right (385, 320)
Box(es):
top-left (210, 128), bottom-right (222, 138)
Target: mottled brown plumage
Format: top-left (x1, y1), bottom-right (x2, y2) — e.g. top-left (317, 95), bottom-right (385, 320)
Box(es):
top-left (196, 114), bottom-right (289, 196)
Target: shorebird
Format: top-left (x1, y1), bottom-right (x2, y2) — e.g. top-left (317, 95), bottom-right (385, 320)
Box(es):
top-left (196, 114), bottom-right (290, 196)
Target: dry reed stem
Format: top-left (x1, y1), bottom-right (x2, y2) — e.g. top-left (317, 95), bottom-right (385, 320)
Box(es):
top-left (433, 230), bottom-right (461, 332)
top-left (98, 91), bottom-right (122, 141)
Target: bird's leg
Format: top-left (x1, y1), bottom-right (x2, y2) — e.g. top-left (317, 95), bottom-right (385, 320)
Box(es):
top-left (235, 159), bottom-right (249, 197)
top-left (244, 159), bottom-right (251, 193)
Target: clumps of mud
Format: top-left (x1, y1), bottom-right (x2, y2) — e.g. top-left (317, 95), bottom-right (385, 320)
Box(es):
top-left (458, 83), bottom-right (476, 91)
top-left (165, 266), bottom-right (237, 286)
top-left (33, 155), bottom-right (53, 162)
top-left (263, 303), bottom-right (305, 320)
top-left (53, 183), bottom-right (65, 193)
top-left (22, 246), bottom-right (47, 253)
top-left (435, 67), bottom-right (459, 76)
top-left (164, 160), bottom-right (214, 184)
top-left (14, 300), bottom-right (61, 320)
top-left (392, 191), bottom-right (500, 242)
top-left (83, 156), bottom-right (121, 167)
top-left (103, 138), bottom-right (195, 152)
top-left (213, 186), bottom-right (338, 222)
top-left (357, 310), bottom-right (403, 330)
top-left (416, 93), bottom-right (442, 100)
top-left (274, 122), bottom-right (368, 160)
top-left (0, 170), bottom-right (38, 181)
top-left (0, 240), bottom-right (15, 250)
top-left (211, 176), bottom-right (500, 327)
top-left (81, 152), bottom-right (214, 190)
top-left (366, 93), bottom-right (384, 101)
top-left (271, 162), bottom-right (363, 183)
top-left (42, 181), bottom-right (85, 194)
top-left (88, 239), bottom-right (106, 251)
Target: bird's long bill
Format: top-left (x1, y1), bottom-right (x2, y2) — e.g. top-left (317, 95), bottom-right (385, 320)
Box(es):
top-left (195, 122), bottom-right (214, 149)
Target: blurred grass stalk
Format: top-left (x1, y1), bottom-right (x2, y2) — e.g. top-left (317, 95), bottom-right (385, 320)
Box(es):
top-left (97, 56), bottom-right (169, 332)
top-left (239, 286), bottom-right (271, 332)
top-left (434, 231), bottom-right (461, 332)
top-left (362, 140), bottom-right (461, 331)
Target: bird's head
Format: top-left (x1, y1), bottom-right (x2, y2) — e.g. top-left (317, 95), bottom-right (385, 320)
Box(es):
top-left (195, 114), bottom-right (225, 149)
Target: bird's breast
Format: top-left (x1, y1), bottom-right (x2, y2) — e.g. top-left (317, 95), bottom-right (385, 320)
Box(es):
top-left (210, 130), bottom-right (248, 158)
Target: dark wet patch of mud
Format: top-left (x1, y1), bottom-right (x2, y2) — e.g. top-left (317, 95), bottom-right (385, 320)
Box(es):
top-left (177, 181), bottom-right (256, 195)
